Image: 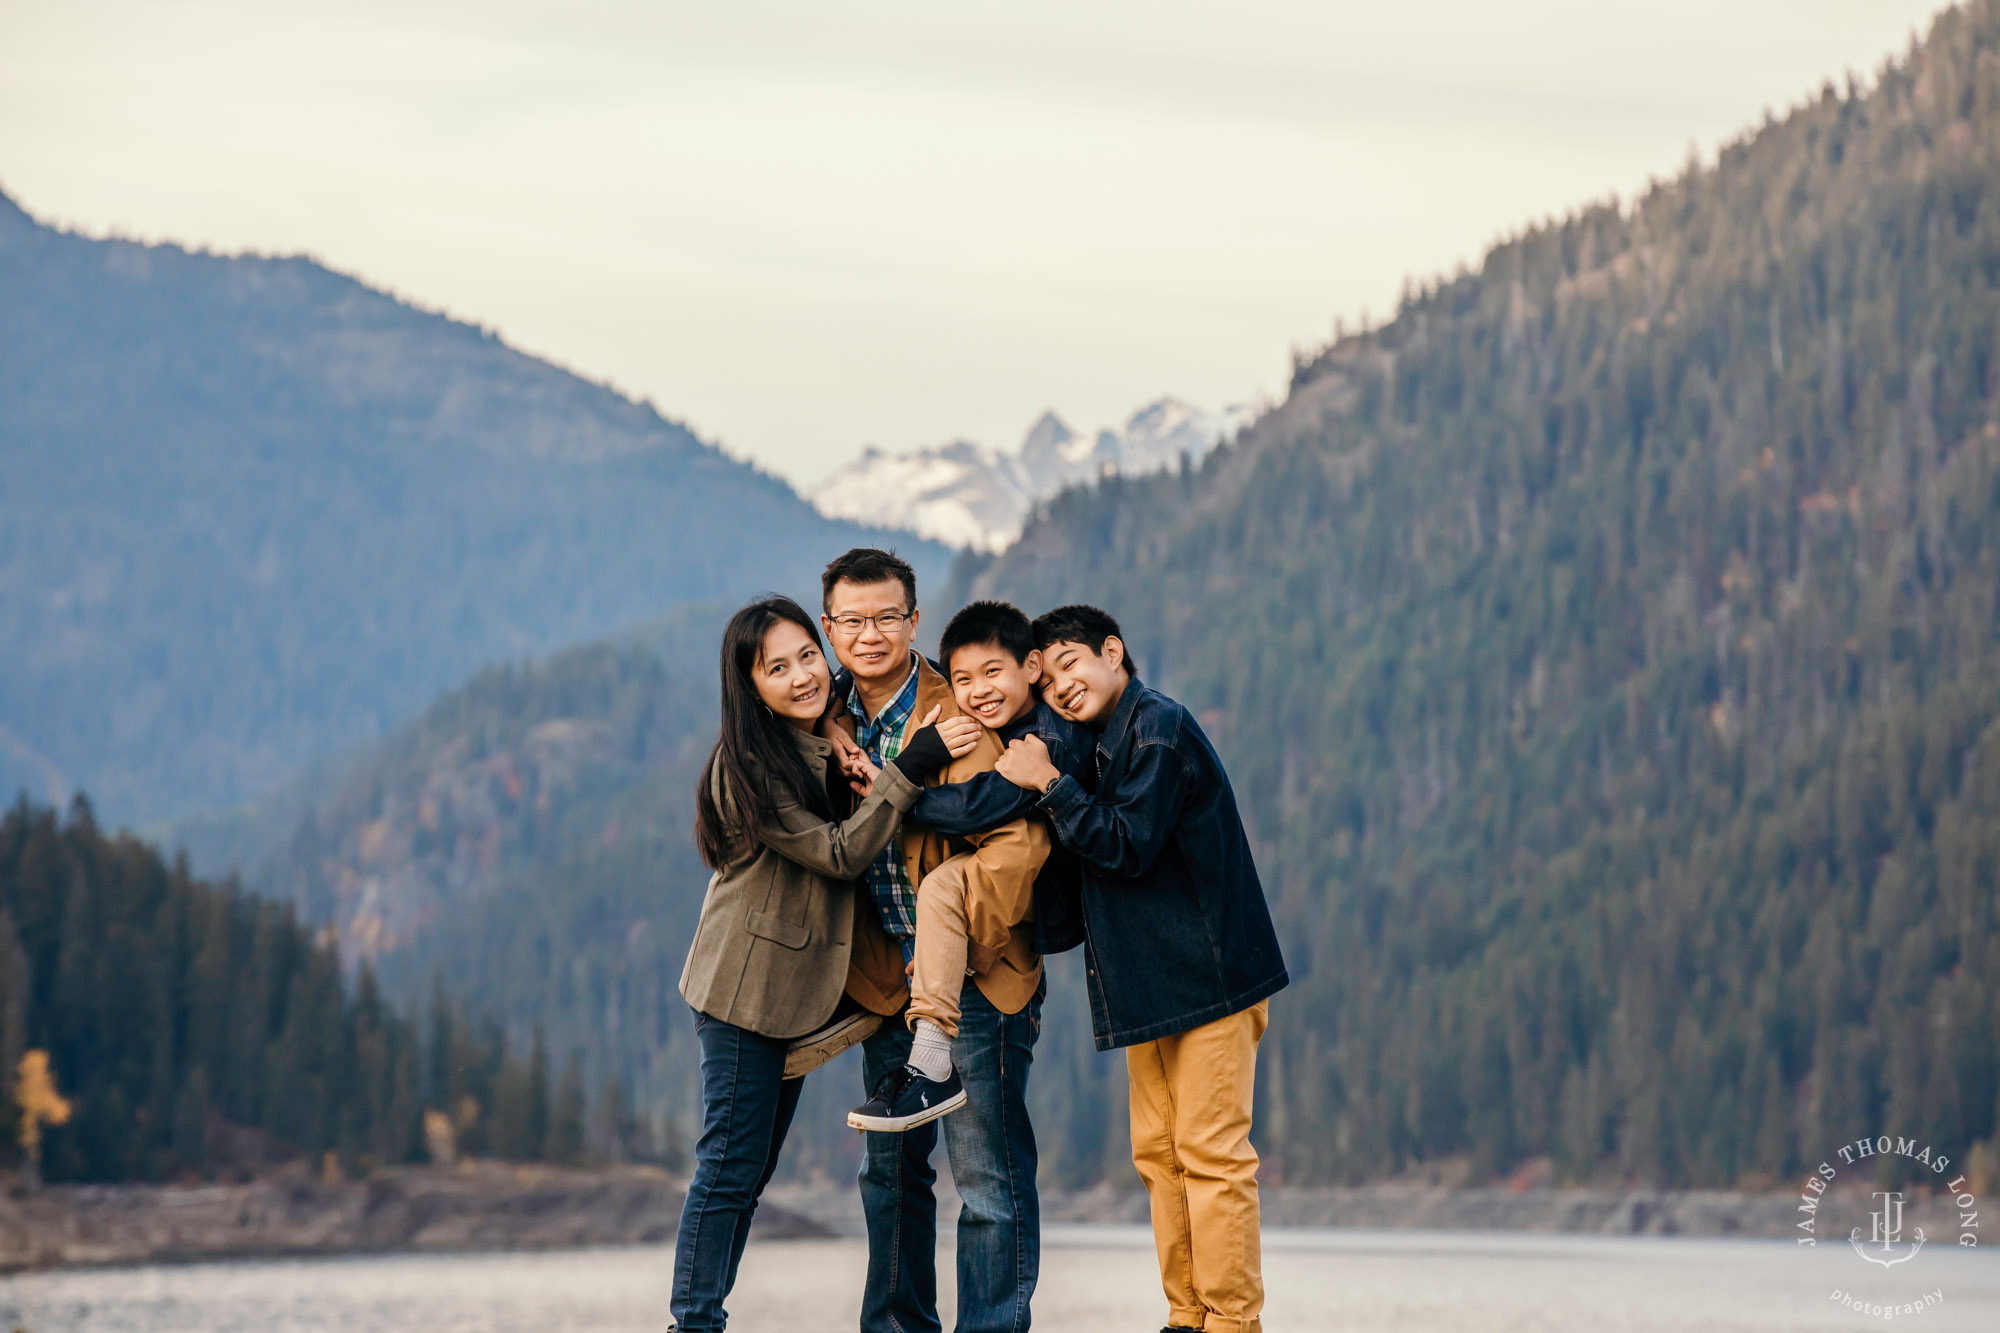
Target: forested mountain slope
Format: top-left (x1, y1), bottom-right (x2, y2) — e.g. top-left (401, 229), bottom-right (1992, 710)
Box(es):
top-left (204, 619), bottom-right (833, 1175)
top-left (961, 0), bottom-right (2000, 1185)
top-left (0, 798), bottom-right (614, 1184)
top-left (0, 193), bottom-right (940, 827)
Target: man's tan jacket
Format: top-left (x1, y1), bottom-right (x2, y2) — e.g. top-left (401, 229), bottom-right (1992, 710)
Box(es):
top-left (838, 655), bottom-right (1048, 1018)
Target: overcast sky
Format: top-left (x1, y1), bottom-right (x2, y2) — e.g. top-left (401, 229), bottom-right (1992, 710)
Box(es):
top-left (0, 0), bottom-right (1955, 485)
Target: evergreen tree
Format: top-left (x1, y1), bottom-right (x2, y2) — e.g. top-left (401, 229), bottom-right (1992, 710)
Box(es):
top-left (0, 798), bottom-right (574, 1183)
top-left (549, 1053), bottom-right (587, 1166)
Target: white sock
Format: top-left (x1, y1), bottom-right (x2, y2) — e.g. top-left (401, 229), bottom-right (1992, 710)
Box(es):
top-left (907, 1018), bottom-right (954, 1081)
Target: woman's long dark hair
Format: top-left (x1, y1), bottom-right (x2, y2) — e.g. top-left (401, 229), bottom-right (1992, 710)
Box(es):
top-left (694, 596), bottom-right (836, 869)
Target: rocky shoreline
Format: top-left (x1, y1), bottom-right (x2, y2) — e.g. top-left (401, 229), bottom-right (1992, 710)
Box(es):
top-left (771, 1176), bottom-right (1969, 1244)
top-left (1252, 1181), bottom-right (1972, 1239)
top-left (0, 1162), bottom-right (820, 1275)
top-left (1, 1167), bottom-right (1968, 1274)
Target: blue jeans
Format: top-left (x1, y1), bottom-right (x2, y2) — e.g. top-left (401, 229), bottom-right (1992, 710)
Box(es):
top-left (859, 979), bottom-right (1043, 1333)
top-left (670, 1008), bottom-right (805, 1332)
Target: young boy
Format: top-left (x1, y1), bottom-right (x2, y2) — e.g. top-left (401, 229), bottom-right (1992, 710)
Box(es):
top-left (844, 600), bottom-right (1092, 1132)
top-left (994, 605), bottom-right (1288, 1333)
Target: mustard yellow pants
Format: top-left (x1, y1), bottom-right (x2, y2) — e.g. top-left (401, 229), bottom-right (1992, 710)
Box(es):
top-left (1125, 998), bottom-right (1269, 1333)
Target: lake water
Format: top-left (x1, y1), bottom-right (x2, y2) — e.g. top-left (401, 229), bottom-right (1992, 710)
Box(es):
top-left (4, 1225), bottom-right (1996, 1332)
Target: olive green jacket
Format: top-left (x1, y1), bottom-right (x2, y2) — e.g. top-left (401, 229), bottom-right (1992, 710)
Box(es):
top-left (678, 728), bottom-right (921, 1039)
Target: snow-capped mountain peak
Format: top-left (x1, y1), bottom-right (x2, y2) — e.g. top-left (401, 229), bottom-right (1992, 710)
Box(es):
top-left (1020, 409), bottom-right (1074, 458)
top-left (810, 396), bottom-right (1253, 553)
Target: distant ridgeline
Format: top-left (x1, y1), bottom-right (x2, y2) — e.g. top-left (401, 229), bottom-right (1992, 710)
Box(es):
top-left (194, 0), bottom-right (2000, 1192)
top-left (959, 0), bottom-right (2000, 1186)
top-left (0, 190), bottom-right (942, 828)
top-left (0, 798), bottom-right (649, 1184)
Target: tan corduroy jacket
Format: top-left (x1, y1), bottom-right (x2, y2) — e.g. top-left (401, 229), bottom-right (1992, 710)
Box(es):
top-left (679, 728), bottom-right (922, 1039)
top-left (836, 655), bottom-right (1049, 1019)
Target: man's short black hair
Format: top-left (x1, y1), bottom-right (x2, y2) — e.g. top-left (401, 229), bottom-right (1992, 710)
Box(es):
top-left (1031, 604), bottom-right (1134, 677)
top-left (940, 601), bottom-right (1035, 673)
top-left (821, 548), bottom-right (917, 613)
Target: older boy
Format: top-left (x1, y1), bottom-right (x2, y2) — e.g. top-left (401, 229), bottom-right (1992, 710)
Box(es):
top-left (995, 604), bottom-right (1288, 1333)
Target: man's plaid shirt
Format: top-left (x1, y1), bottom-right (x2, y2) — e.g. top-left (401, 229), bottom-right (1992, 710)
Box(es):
top-left (847, 654), bottom-right (922, 956)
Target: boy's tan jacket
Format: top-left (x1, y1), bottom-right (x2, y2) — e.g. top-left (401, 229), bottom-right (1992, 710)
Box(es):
top-left (837, 656), bottom-right (1048, 1018)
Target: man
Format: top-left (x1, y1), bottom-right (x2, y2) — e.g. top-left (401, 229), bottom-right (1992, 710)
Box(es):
top-left (819, 548), bottom-right (1049, 1333)
top-left (844, 599), bottom-right (1094, 1133)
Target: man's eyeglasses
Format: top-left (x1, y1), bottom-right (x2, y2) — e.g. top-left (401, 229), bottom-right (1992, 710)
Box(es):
top-left (828, 611), bottom-right (912, 636)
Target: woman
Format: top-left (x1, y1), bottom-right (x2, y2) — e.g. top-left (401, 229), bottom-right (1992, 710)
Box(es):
top-left (670, 595), bottom-right (972, 1332)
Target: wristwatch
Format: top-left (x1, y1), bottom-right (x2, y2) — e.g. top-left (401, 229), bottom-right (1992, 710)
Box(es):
top-left (1039, 772), bottom-right (1062, 797)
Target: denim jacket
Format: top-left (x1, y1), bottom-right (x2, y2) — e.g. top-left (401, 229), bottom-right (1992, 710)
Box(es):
top-left (912, 699), bottom-right (1092, 955)
top-left (1036, 676), bottom-right (1288, 1049)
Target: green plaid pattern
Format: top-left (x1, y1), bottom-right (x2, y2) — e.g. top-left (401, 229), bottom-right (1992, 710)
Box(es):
top-left (847, 656), bottom-right (921, 954)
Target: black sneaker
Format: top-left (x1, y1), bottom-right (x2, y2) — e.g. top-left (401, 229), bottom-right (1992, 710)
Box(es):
top-left (846, 1064), bottom-right (966, 1132)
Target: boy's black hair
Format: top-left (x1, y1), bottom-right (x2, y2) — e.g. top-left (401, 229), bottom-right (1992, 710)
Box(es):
top-left (939, 600), bottom-right (1035, 673)
top-left (821, 548), bottom-right (917, 613)
top-left (1031, 604), bottom-right (1135, 677)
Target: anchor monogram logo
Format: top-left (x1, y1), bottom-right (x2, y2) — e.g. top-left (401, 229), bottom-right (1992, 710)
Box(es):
top-left (1848, 1190), bottom-right (1926, 1268)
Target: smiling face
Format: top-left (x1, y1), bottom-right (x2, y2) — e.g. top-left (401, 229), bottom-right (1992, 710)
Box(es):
top-left (946, 640), bottom-right (1042, 731)
top-left (752, 618), bottom-right (832, 727)
top-left (1037, 635), bottom-right (1129, 727)
top-left (822, 577), bottom-right (919, 686)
